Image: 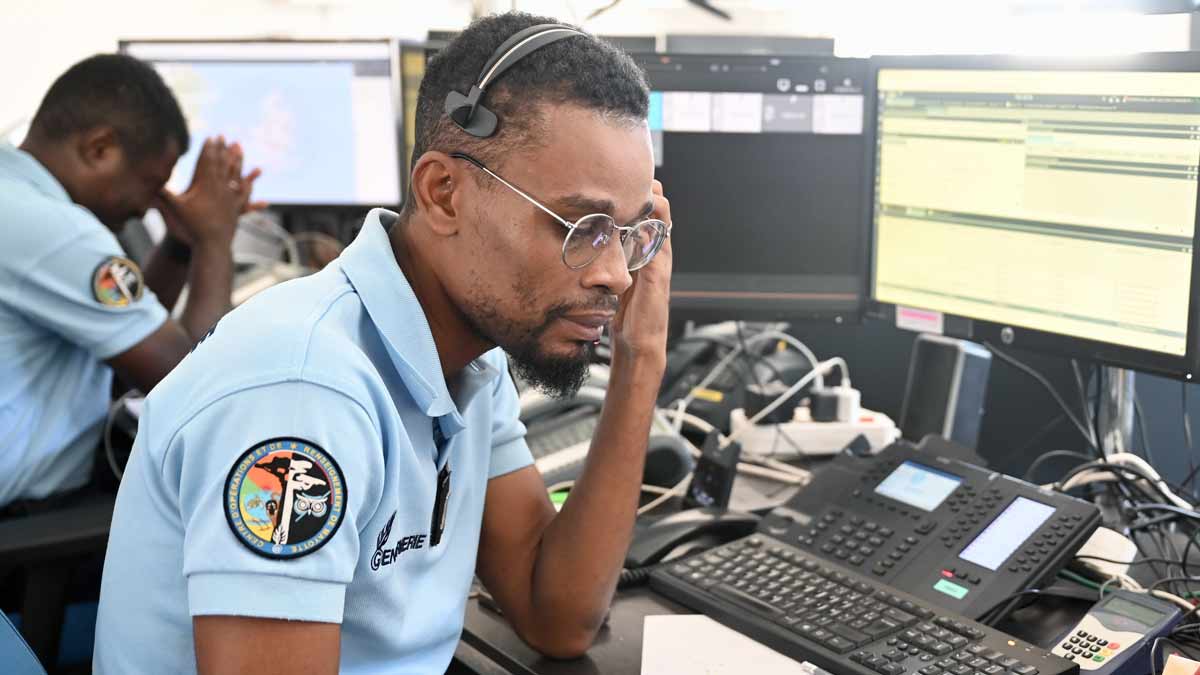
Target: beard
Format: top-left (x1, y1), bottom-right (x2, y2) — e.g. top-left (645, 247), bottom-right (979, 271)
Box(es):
top-left (460, 291), bottom-right (615, 400)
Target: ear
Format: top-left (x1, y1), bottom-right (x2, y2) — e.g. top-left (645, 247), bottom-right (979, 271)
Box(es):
top-left (76, 126), bottom-right (124, 173)
top-left (410, 151), bottom-right (464, 237)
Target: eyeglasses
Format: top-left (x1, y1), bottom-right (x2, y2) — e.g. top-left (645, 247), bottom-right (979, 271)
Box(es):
top-left (450, 152), bottom-right (669, 271)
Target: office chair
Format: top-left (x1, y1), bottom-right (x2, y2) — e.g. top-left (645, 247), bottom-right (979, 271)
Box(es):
top-left (0, 491), bottom-right (116, 671)
top-left (0, 610), bottom-right (47, 675)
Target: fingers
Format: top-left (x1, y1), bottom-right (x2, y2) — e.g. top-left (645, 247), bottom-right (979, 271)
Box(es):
top-left (228, 142), bottom-right (244, 181)
top-left (236, 167), bottom-right (264, 213)
top-left (156, 187), bottom-right (182, 210)
top-left (650, 183), bottom-right (672, 232)
top-left (191, 136), bottom-right (229, 188)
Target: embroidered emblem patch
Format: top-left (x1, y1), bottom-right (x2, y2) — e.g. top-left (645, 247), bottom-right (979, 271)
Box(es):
top-left (224, 437), bottom-right (346, 560)
top-left (91, 256), bottom-right (144, 307)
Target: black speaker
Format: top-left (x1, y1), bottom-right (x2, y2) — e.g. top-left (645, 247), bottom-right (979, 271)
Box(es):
top-left (899, 334), bottom-right (992, 450)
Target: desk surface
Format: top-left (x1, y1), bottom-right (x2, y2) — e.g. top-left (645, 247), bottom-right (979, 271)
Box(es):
top-left (461, 587), bottom-right (688, 675)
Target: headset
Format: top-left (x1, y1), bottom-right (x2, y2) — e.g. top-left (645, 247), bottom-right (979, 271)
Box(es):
top-left (443, 23), bottom-right (587, 139)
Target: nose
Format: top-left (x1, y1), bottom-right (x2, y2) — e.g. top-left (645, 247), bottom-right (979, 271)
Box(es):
top-left (579, 229), bottom-right (633, 295)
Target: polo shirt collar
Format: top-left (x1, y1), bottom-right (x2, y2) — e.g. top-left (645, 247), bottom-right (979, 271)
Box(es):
top-left (339, 208), bottom-right (499, 435)
top-left (0, 143), bottom-right (72, 204)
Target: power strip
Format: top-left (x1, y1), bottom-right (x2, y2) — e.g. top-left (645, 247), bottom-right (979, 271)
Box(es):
top-left (729, 405), bottom-right (900, 457)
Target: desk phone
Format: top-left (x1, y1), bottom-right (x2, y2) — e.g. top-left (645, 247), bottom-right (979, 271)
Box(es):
top-left (1051, 590), bottom-right (1181, 673)
top-left (758, 437), bottom-right (1101, 619)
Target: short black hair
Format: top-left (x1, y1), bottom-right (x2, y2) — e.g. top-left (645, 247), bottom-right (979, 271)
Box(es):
top-left (29, 53), bottom-right (189, 159)
top-left (405, 12), bottom-right (649, 213)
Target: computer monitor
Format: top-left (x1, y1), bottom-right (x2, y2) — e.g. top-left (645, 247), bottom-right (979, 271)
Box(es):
top-left (399, 42), bottom-right (429, 193)
top-left (121, 40), bottom-right (403, 207)
top-left (635, 53), bottom-right (870, 322)
top-left (868, 54), bottom-right (1200, 379)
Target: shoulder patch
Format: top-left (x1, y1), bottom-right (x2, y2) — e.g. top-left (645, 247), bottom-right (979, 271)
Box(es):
top-left (224, 437), bottom-right (347, 560)
top-left (92, 256), bottom-right (145, 307)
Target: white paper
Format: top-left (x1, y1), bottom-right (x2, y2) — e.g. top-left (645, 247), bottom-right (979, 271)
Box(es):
top-left (641, 614), bottom-right (826, 675)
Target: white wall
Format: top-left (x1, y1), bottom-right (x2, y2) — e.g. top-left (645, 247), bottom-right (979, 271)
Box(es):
top-left (2, 0), bottom-right (1192, 131)
top-left (1, 0), bottom-right (473, 129)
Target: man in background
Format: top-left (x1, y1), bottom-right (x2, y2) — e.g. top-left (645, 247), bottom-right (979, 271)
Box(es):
top-left (0, 53), bottom-right (262, 510)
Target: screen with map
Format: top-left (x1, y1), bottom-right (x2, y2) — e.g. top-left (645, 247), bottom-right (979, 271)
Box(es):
top-left (122, 41), bottom-right (401, 206)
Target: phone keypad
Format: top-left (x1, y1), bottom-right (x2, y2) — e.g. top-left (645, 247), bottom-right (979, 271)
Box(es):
top-left (1053, 630), bottom-right (1122, 665)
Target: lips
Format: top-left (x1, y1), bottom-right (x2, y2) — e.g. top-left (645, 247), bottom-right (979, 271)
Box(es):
top-left (560, 313), bottom-right (614, 341)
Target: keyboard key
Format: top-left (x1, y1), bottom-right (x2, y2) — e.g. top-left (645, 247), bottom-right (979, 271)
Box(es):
top-left (825, 635), bottom-right (855, 653)
top-left (864, 618), bottom-right (902, 637)
top-left (825, 621), bottom-right (870, 645)
top-left (884, 608), bottom-right (916, 625)
top-left (712, 585), bottom-right (783, 617)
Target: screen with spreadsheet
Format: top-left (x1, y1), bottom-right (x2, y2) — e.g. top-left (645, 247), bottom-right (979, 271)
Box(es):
top-left (871, 64), bottom-right (1200, 359)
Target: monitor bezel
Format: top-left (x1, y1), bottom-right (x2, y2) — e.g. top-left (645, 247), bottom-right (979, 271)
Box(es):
top-left (118, 38), bottom-right (405, 211)
top-left (864, 52), bottom-right (1200, 380)
top-left (634, 52), bottom-right (873, 325)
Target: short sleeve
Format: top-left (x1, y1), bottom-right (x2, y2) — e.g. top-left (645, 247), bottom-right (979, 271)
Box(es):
top-left (486, 354), bottom-right (534, 479)
top-left (7, 227), bottom-right (167, 359)
top-left (171, 380), bottom-right (386, 624)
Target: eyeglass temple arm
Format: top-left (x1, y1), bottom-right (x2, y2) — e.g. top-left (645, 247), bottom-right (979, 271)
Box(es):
top-left (450, 153), bottom-right (575, 232)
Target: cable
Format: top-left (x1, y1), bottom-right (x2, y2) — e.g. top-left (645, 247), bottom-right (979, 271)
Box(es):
top-left (618, 565), bottom-right (653, 589)
top-left (636, 473), bottom-right (692, 516)
top-left (1134, 394), bottom-right (1154, 467)
top-left (1071, 359), bottom-right (1099, 449)
top-left (986, 342), bottom-right (1097, 451)
top-left (978, 589), bottom-right (1043, 627)
top-left (658, 407), bottom-right (810, 483)
top-left (1074, 554), bottom-right (1179, 567)
top-left (726, 360), bottom-right (838, 443)
top-left (1058, 568), bottom-right (1102, 590)
top-left (1186, 381), bottom-right (1195, 450)
top-left (1130, 504), bottom-right (1200, 523)
top-left (1057, 455), bottom-right (1192, 509)
top-left (104, 389), bottom-right (142, 481)
top-left (1023, 450), bottom-right (1093, 482)
top-left (1186, 381), bottom-right (1198, 496)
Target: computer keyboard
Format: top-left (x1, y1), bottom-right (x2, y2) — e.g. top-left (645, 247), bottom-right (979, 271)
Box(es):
top-left (650, 535), bottom-right (1078, 675)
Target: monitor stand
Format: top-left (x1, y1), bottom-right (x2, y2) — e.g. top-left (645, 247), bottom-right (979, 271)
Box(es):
top-left (1097, 366), bottom-right (1135, 458)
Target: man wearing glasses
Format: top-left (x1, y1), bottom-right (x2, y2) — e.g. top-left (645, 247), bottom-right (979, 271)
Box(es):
top-left (95, 11), bottom-right (673, 674)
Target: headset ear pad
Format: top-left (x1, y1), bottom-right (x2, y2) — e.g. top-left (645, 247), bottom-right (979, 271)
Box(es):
top-left (444, 90), bottom-right (500, 138)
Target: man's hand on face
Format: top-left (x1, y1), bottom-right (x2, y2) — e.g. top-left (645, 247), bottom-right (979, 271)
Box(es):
top-left (153, 136), bottom-right (267, 249)
top-left (608, 179), bottom-right (672, 371)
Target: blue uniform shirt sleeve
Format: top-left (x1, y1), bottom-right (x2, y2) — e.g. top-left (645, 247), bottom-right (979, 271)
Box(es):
top-left (5, 226), bottom-right (167, 359)
top-left (486, 354), bottom-right (534, 479)
top-left (169, 380), bottom-right (387, 624)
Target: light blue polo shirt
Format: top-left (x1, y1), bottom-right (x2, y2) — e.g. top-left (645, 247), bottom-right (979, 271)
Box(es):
top-left (95, 208), bottom-right (534, 674)
top-left (0, 143), bottom-right (167, 506)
